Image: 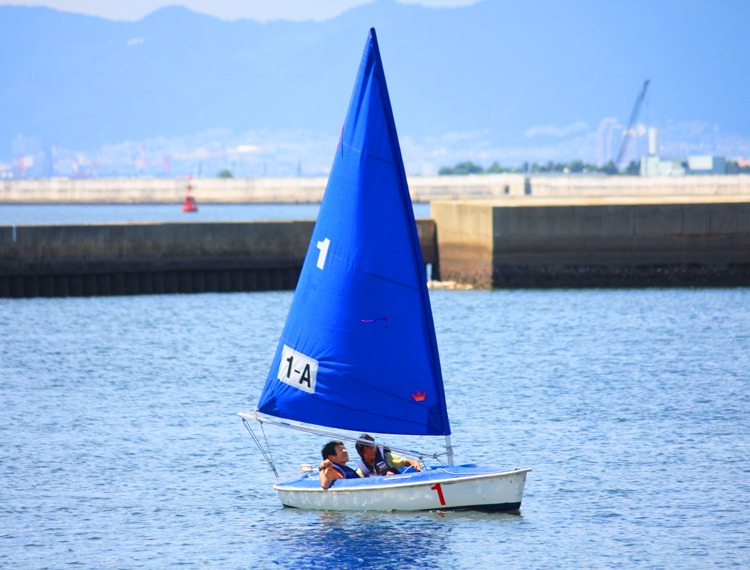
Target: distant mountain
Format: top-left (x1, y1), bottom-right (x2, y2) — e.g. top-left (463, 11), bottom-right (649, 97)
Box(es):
top-left (2, 0), bottom-right (749, 161)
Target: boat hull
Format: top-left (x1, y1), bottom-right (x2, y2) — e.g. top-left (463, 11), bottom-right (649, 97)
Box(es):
top-left (274, 465), bottom-right (530, 512)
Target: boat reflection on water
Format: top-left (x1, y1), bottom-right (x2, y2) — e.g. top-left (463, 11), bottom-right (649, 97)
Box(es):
top-left (254, 508), bottom-right (525, 569)
top-left (267, 511), bottom-right (454, 569)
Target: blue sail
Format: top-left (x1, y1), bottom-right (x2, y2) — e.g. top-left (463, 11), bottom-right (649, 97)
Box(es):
top-left (257, 29), bottom-right (450, 437)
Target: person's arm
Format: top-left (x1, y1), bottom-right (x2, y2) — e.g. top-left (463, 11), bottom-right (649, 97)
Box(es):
top-left (385, 451), bottom-right (422, 471)
top-left (318, 459), bottom-right (343, 489)
top-left (402, 458), bottom-right (422, 471)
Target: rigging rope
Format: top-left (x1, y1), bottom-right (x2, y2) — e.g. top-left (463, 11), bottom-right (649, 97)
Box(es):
top-left (242, 418), bottom-right (279, 480)
top-left (260, 421), bottom-right (277, 479)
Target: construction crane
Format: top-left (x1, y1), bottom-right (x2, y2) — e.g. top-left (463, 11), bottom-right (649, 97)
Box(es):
top-left (616, 80), bottom-right (650, 168)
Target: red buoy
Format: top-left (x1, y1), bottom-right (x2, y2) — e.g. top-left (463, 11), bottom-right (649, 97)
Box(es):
top-left (182, 195), bottom-right (198, 212)
top-left (182, 176), bottom-right (198, 212)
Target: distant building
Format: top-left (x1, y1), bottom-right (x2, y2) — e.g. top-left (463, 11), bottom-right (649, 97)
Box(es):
top-left (686, 155), bottom-right (726, 174)
top-left (640, 125), bottom-right (727, 176)
top-left (641, 156), bottom-right (684, 176)
top-left (648, 126), bottom-right (660, 157)
top-left (596, 118), bottom-right (622, 167)
top-left (641, 154), bottom-right (726, 176)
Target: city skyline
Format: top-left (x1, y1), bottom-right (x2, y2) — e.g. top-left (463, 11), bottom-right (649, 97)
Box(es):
top-left (3, 0), bottom-right (749, 178)
top-left (6, 118), bottom-right (748, 180)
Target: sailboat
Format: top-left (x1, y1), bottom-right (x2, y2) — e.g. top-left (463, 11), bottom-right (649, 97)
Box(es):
top-left (239, 28), bottom-right (530, 512)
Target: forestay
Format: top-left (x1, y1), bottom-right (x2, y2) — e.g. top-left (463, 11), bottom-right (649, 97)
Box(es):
top-left (256, 29), bottom-right (451, 437)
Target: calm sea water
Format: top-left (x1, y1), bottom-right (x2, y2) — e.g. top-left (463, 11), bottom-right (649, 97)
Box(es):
top-left (0, 203), bottom-right (430, 225)
top-left (2, 288), bottom-right (748, 568)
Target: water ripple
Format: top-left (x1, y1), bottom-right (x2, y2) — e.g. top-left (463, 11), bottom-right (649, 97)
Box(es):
top-left (1, 288), bottom-right (749, 568)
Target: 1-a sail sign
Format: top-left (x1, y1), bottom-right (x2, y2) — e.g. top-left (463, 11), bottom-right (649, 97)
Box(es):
top-left (277, 345), bottom-right (318, 394)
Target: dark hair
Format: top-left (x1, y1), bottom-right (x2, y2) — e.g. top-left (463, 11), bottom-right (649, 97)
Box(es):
top-left (321, 440), bottom-right (344, 460)
top-left (355, 434), bottom-right (375, 458)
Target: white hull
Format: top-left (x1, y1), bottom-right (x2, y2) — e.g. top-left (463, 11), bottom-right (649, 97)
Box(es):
top-left (275, 466), bottom-right (530, 512)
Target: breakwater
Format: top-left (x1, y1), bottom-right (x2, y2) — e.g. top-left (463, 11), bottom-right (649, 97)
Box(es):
top-left (0, 219), bottom-right (439, 298)
top-left (432, 196), bottom-right (750, 288)
top-left (2, 174), bottom-right (749, 204)
top-left (4, 195), bottom-right (750, 297)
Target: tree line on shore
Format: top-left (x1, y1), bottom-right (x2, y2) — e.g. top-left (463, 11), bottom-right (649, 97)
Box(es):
top-left (216, 159), bottom-right (748, 179)
top-left (439, 160), bottom-right (640, 176)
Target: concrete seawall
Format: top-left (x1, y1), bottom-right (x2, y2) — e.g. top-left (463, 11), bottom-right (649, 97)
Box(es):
top-left (2, 174), bottom-right (749, 203)
top-left (0, 219), bottom-right (438, 298)
top-left (432, 196), bottom-right (750, 288)
top-left (4, 196), bottom-right (749, 296)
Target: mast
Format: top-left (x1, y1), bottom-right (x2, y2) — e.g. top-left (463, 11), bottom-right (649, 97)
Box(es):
top-left (445, 435), bottom-right (454, 466)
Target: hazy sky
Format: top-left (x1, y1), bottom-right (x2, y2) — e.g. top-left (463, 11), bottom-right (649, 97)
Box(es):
top-left (0, 0), bottom-right (478, 21)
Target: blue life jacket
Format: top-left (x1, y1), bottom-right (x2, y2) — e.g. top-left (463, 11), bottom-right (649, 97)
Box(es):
top-left (330, 462), bottom-right (360, 479)
top-left (358, 446), bottom-right (399, 477)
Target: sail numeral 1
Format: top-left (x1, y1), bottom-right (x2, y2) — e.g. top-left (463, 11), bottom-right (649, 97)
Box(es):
top-left (316, 238), bottom-right (330, 270)
top-left (286, 356), bottom-right (294, 378)
top-left (430, 483), bottom-right (446, 506)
